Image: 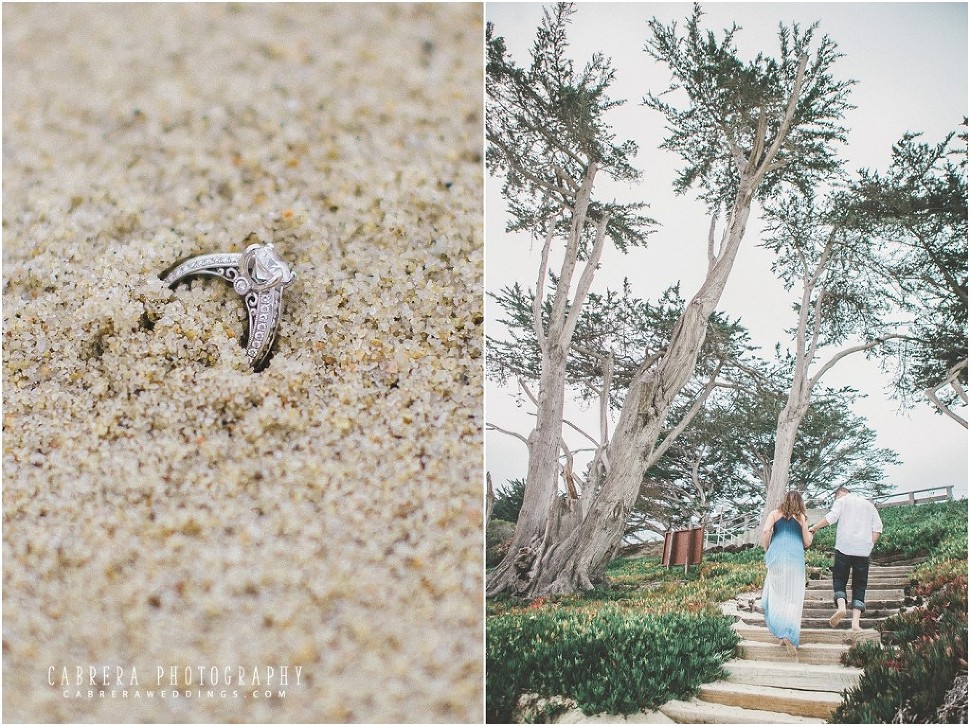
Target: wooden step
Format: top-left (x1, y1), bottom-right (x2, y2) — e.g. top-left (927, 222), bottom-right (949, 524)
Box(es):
top-left (802, 618), bottom-right (885, 632)
top-left (805, 587), bottom-right (904, 598)
top-left (800, 618), bottom-right (885, 629)
top-left (753, 603), bottom-right (898, 618)
top-left (739, 613), bottom-right (886, 629)
top-left (733, 624), bottom-right (879, 645)
top-left (808, 568), bottom-right (914, 579)
top-left (699, 681), bottom-right (842, 719)
top-left (808, 570), bottom-right (911, 579)
top-left (805, 569), bottom-right (913, 582)
top-left (659, 697), bottom-right (824, 724)
top-left (806, 579), bottom-right (909, 589)
top-left (736, 639), bottom-right (848, 666)
top-left (868, 567), bottom-right (914, 575)
top-left (724, 659), bottom-right (862, 692)
top-left (872, 564), bottom-right (915, 570)
top-left (803, 597), bottom-right (902, 609)
top-left (803, 588), bottom-right (904, 599)
top-left (801, 606), bottom-right (897, 618)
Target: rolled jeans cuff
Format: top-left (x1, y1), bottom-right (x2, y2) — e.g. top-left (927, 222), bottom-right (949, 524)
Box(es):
top-left (851, 599), bottom-right (867, 613)
top-left (834, 591), bottom-right (847, 606)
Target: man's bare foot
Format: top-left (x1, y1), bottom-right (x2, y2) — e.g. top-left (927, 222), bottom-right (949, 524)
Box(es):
top-left (829, 607), bottom-right (846, 627)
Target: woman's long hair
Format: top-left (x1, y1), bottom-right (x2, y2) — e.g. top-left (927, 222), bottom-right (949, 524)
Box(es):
top-left (779, 490), bottom-right (806, 519)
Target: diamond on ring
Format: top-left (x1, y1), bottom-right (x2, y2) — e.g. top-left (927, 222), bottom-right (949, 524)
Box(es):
top-left (161, 234), bottom-right (296, 370)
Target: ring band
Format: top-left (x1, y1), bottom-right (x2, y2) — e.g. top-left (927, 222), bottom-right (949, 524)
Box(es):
top-left (162, 236), bottom-right (296, 370)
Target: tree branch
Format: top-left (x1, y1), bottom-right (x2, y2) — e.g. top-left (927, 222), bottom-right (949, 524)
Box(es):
top-left (487, 131), bottom-right (575, 202)
top-left (924, 358), bottom-right (969, 426)
top-left (548, 162), bottom-right (598, 344)
top-left (707, 214), bottom-right (718, 269)
top-left (517, 377), bottom-right (540, 409)
top-left (485, 423), bottom-right (531, 447)
top-left (646, 362), bottom-right (724, 469)
top-left (748, 105), bottom-right (768, 170)
top-left (949, 359), bottom-right (969, 405)
top-left (718, 121), bottom-right (748, 175)
top-left (533, 213), bottom-right (558, 355)
top-left (486, 471), bottom-right (495, 524)
top-left (757, 53), bottom-right (809, 175)
top-left (809, 334), bottom-right (908, 388)
top-left (925, 385), bottom-right (969, 428)
top-left (600, 353), bottom-right (614, 445)
top-left (559, 436), bottom-right (580, 499)
top-left (562, 210), bottom-right (611, 341)
top-left (561, 417), bottom-right (601, 449)
top-left (805, 287), bottom-right (826, 364)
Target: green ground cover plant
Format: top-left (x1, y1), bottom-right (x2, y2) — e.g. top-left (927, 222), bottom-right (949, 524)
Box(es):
top-left (832, 500), bottom-right (968, 724)
top-left (486, 553), bottom-right (759, 721)
top-left (486, 608), bottom-right (739, 721)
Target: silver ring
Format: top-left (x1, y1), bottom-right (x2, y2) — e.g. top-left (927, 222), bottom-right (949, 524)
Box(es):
top-left (162, 237), bottom-right (296, 370)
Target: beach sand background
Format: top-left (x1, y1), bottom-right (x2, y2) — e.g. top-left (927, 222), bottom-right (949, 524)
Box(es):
top-left (3, 3), bottom-right (483, 722)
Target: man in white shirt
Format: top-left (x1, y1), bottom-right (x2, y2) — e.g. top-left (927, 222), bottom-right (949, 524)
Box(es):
top-left (809, 486), bottom-right (883, 632)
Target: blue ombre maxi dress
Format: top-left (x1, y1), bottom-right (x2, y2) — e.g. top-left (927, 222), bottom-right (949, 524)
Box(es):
top-left (762, 516), bottom-right (806, 646)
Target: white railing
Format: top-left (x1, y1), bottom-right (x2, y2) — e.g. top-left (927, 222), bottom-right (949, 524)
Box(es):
top-left (872, 485), bottom-right (954, 509)
top-left (704, 510), bottom-right (760, 549)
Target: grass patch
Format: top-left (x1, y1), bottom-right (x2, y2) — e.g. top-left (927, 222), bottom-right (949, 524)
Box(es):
top-left (809, 499), bottom-right (967, 562)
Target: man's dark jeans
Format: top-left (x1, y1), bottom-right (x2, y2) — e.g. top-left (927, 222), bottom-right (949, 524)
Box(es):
top-left (833, 549), bottom-right (870, 612)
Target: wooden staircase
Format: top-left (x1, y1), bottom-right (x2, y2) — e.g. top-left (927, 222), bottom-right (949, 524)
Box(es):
top-left (658, 565), bottom-right (913, 723)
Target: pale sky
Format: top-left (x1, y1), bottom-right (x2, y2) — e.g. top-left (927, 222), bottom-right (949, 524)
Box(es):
top-left (485, 2), bottom-right (969, 505)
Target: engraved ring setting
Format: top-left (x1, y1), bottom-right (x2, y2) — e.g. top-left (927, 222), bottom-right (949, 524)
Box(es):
top-left (162, 237), bottom-right (296, 370)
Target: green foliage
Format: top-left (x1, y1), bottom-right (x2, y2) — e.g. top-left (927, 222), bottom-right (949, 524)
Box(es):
top-left (833, 501), bottom-right (967, 723)
top-left (834, 572), bottom-right (968, 724)
top-left (914, 556), bottom-right (969, 588)
top-left (487, 519), bottom-right (516, 568)
top-left (878, 499), bottom-right (967, 559)
top-left (645, 383), bottom-right (899, 525)
top-left (644, 5), bottom-right (853, 211)
top-left (487, 551), bottom-right (764, 721)
top-left (492, 478), bottom-right (527, 523)
top-left (486, 608), bottom-right (738, 722)
top-left (840, 639), bottom-right (884, 669)
top-left (486, 4), bottom-right (653, 250)
top-left (848, 126), bottom-right (968, 408)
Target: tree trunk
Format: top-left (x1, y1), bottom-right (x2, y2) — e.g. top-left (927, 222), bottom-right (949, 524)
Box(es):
top-left (516, 186), bottom-right (757, 596)
top-left (486, 165), bottom-right (609, 597)
top-left (762, 392), bottom-right (810, 523)
top-left (485, 346), bottom-right (568, 595)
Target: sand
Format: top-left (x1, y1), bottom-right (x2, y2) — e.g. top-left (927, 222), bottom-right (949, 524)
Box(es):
top-left (2, 3), bottom-right (483, 722)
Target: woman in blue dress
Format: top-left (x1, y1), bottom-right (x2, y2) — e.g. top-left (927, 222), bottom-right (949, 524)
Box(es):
top-left (761, 490), bottom-right (814, 658)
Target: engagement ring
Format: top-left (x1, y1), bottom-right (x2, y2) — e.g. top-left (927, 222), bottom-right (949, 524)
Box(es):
top-left (162, 235), bottom-right (296, 370)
